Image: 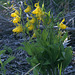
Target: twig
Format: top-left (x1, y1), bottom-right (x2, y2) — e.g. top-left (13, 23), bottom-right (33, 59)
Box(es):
top-left (72, 19), bottom-right (74, 27)
top-left (40, 25), bottom-right (75, 31)
top-left (52, 0), bottom-right (58, 7)
top-left (25, 63), bottom-right (40, 75)
top-left (64, 69), bottom-right (75, 75)
top-left (0, 14), bottom-right (13, 24)
top-left (66, 17), bottom-right (75, 25)
top-left (0, 4), bottom-right (10, 11)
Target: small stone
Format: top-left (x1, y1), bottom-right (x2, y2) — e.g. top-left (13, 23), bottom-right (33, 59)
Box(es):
top-left (15, 42), bottom-right (21, 46)
top-left (0, 40), bottom-right (3, 44)
top-left (1, 59), bottom-right (4, 62)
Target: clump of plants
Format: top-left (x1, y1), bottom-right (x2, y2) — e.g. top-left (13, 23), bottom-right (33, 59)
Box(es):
top-left (1, 1), bottom-right (72, 75)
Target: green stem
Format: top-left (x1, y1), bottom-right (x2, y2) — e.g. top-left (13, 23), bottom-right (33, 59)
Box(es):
top-left (58, 63), bottom-right (62, 75)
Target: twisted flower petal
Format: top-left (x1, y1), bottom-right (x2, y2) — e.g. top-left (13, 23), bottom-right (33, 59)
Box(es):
top-left (24, 6), bottom-right (31, 13)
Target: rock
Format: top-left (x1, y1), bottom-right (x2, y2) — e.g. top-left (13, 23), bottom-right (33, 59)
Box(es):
top-left (1, 59), bottom-right (4, 62)
top-left (0, 40), bottom-right (3, 44)
top-left (15, 42), bottom-right (21, 46)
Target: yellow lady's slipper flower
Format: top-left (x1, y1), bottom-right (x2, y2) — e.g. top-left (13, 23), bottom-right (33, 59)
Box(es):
top-left (12, 25), bottom-right (23, 33)
top-left (24, 6), bottom-right (31, 13)
top-left (32, 7), bottom-right (41, 15)
top-left (11, 13), bottom-right (18, 17)
top-left (32, 2), bottom-right (44, 20)
top-left (32, 2), bottom-right (42, 15)
top-left (28, 25), bottom-right (34, 31)
top-left (59, 23), bottom-right (67, 29)
top-left (30, 17), bottom-right (36, 24)
top-left (13, 16), bottom-right (20, 23)
top-left (59, 18), bottom-right (67, 29)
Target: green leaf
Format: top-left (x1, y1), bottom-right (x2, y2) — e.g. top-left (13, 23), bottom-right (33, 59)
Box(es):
top-left (54, 12), bottom-right (63, 21)
top-left (47, 44), bottom-right (60, 63)
top-left (26, 57), bottom-right (32, 63)
top-left (0, 50), bottom-right (6, 55)
top-left (61, 32), bottom-right (68, 42)
top-left (19, 42), bottom-right (33, 55)
top-left (41, 29), bottom-right (48, 41)
top-left (48, 11), bottom-right (50, 17)
top-left (61, 52), bottom-right (65, 58)
top-left (24, 43), bottom-right (33, 55)
top-left (31, 57), bottom-right (39, 66)
top-left (17, 46), bottom-right (25, 50)
top-left (42, 2), bottom-right (45, 11)
top-left (0, 60), bottom-right (3, 66)
top-left (3, 56), bottom-right (15, 67)
top-left (43, 60), bottom-right (50, 65)
top-left (62, 46), bottom-right (72, 69)
top-left (33, 68), bottom-right (39, 75)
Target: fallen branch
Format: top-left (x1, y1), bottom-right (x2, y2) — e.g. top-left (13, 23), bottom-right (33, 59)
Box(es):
top-left (0, 15), bottom-right (13, 24)
top-left (64, 69), bottom-right (75, 75)
top-left (39, 25), bottom-right (75, 31)
top-left (25, 63), bottom-right (40, 75)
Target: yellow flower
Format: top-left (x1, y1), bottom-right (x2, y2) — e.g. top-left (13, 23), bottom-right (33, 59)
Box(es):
top-left (11, 13), bottom-right (18, 17)
top-left (32, 2), bottom-right (45, 22)
top-left (32, 2), bottom-right (42, 15)
top-left (32, 7), bottom-right (41, 15)
top-left (28, 25), bottom-right (34, 31)
top-left (59, 23), bottom-right (67, 29)
top-left (13, 16), bottom-right (20, 23)
top-left (59, 18), bottom-right (67, 29)
top-left (15, 10), bottom-right (19, 15)
top-left (32, 2), bottom-right (44, 20)
top-left (30, 17), bottom-right (36, 24)
top-left (24, 6), bottom-right (31, 13)
top-left (32, 2), bottom-right (39, 14)
top-left (32, 33), bottom-right (36, 38)
top-left (12, 25), bottom-right (23, 33)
